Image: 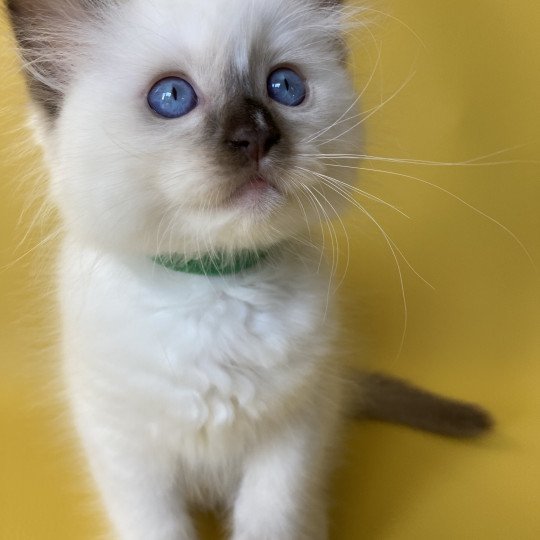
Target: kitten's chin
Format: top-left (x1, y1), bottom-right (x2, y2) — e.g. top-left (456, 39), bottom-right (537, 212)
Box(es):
top-left (226, 175), bottom-right (285, 214)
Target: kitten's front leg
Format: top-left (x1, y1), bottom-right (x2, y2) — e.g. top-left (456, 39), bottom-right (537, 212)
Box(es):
top-left (79, 424), bottom-right (196, 540)
top-left (231, 419), bottom-right (331, 540)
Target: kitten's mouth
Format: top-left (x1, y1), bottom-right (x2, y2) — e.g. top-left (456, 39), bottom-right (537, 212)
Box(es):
top-left (227, 175), bottom-right (284, 210)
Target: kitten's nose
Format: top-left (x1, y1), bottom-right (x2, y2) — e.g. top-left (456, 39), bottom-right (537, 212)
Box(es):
top-left (227, 127), bottom-right (281, 163)
top-left (223, 98), bottom-right (281, 164)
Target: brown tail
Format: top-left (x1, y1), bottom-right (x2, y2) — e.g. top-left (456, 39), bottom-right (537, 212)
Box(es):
top-left (351, 372), bottom-right (493, 438)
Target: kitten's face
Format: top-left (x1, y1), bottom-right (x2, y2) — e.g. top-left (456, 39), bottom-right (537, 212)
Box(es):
top-left (12, 0), bottom-right (361, 256)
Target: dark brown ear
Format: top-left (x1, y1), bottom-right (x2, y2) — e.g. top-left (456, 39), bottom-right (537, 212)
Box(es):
top-left (7, 0), bottom-right (103, 119)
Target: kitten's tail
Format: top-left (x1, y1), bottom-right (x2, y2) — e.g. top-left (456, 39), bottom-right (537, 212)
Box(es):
top-left (350, 372), bottom-right (493, 438)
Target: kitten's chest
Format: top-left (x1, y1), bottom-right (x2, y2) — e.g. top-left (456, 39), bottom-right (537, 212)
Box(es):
top-left (61, 243), bottom-right (333, 440)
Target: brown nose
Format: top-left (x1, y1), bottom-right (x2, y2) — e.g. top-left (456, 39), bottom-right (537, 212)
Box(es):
top-left (224, 98), bottom-right (281, 164)
top-left (227, 126), bottom-right (281, 163)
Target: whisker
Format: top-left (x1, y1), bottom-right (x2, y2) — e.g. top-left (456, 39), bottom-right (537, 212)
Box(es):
top-left (309, 183), bottom-right (352, 296)
top-left (302, 145), bottom-right (539, 167)
top-left (315, 66), bottom-right (417, 147)
top-left (307, 174), bottom-right (409, 360)
top-left (301, 169), bottom-right (434, 290)
top-left (295, 165), bottom-right (410, 218)
top-left (321, 163), bottom-right (536, 268)
top-left (295, 180), bottom-right (339, 318)
top-left (298, 178), bottom-right (336, 279)
top-left (303, 35), bottom-right (383, 144)
top-left (1, 228), bottom-right (63, 272)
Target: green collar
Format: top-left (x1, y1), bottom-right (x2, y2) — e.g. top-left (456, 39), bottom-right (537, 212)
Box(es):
top-left (152, 250), bottom-right (269, 276)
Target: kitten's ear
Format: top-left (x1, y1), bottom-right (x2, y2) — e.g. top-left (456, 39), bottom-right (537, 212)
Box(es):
top-left (313, 0), bottom-right (348, 61)
top-left (6, 0), bottom-right (103, 119)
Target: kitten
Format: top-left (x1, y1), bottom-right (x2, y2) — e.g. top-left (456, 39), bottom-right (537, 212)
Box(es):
top-left (8, 1), bottom-right (492, 539)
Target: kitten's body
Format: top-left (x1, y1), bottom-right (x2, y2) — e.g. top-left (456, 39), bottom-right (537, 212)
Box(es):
top-left (8, 0), bottom-right (491, 538)
top-left (63, 239), bottom-right (339, 538)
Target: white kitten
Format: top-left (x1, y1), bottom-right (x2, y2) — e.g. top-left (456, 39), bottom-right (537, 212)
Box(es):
top-left (8, 1), bottom-right (491, 539)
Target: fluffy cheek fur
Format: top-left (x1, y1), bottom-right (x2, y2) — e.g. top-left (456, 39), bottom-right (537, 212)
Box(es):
top-left (44, 0), bottom-right (360, 255)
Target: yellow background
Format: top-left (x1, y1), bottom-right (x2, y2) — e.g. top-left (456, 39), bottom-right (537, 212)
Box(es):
top-left (1, 1), bottom-right (540, 538)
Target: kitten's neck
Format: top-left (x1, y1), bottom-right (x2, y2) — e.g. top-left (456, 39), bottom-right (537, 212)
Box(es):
top-left (152, 249), bottom-right (270, 276)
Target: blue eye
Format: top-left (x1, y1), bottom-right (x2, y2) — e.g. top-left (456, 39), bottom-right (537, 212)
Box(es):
top-left (147, 77), bottom-right (198, 119)
top-left (267, 68), bottom-right (306, 107)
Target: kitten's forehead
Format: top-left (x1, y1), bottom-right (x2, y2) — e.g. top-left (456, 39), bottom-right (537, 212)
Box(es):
top-left (107, 0), bottom-right (341, 80)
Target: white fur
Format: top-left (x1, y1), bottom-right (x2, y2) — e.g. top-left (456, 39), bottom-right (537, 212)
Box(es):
top-left (61, 240), bottom-right (341, 539)
top-left (28, 0), bottom-right (363, 538)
